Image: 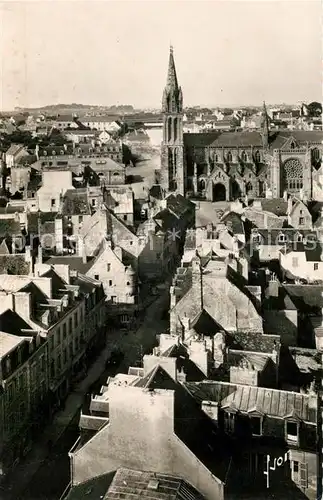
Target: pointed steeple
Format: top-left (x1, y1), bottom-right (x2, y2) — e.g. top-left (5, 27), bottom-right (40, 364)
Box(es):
top-left (162, 46), bottom-right (182, 113)
top-left (261, 101), bottom-right (269, 148)
top-left (166, 45), bottom-right (178, 89)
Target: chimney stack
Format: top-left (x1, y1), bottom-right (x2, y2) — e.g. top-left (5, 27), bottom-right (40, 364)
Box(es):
top-left (38, 244), bottom-right (43, 264)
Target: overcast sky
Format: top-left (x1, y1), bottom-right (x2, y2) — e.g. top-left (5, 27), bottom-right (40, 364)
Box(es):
top-left (0, 0), bottom-right (321, 110)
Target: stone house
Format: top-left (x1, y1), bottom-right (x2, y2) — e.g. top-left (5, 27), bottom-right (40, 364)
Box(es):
top-left (262, 274), bottom-right (298, 345)
top-left (0, 264), bottom-right (106, 412)
top-left (185, 379), bottom-right (319, 499)
top-left (287, 198), bottom-right (312, 229)
top-left (0, 326), bottom-right (48, 474)
top-left (103, 186), bottom-right (134, 227)
top-left (249, 228), bottom-right (319, 262)
top-left (279, 242), bottom-right (323, 283)
top-left (69, 365), bottom-right (231, 500)
top-left (45, 241), bottom-right (138, 326)
top-left (84, 240), bottom-right (138, 324)
top-left (170, 254), bottom-right (262, 336)
top-left (5, 144), bottom-right (30, 169)
top-left (37, 168), bottom-right (74, 212)
top-left (78, 203), bottom-right (184, 283)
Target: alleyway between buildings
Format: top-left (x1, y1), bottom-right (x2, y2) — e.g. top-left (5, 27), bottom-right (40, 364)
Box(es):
top-left (0, 286), bottom-right (170, 500)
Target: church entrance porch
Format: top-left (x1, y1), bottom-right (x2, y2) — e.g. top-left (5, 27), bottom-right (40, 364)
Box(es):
top-left (212, 182), bottom-right (227, 201)
top-left (231, 180), bottom-right (242, 200)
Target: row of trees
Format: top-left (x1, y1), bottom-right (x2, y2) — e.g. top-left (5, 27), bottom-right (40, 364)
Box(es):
top-left (0, 129), bottom-right (68, 153)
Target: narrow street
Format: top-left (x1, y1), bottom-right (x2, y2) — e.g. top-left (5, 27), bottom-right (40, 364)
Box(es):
top-left (0, 287), bottom-right (170, 500)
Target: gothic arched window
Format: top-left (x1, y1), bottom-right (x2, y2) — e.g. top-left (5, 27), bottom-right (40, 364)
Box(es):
top-left (290, 141), bottom-right (295, 149)
top-left (173, 117), bottom-right (178, 142)
top-left (246, 182), bottom-right (253, 193)
top-left (167, 117), bottom-right (172, 142)
top-left (284, 158), bottom-right (303, 191)
top-left (227, 151), bottom-right (232, 162)
top-left (241, 151), bottom-right (247, 162)
top-left (254, 150), bottom-right (261, 163)
top-left (199, 179), bottom-right (205, 190)
top-left (312, 148), bottom-right (320, 161)
top-left (214, 154), bottom-right (219, 163)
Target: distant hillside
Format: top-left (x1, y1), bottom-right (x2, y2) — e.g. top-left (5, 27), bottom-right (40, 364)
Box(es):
top-left (14, 104), bottom-right (135, 115)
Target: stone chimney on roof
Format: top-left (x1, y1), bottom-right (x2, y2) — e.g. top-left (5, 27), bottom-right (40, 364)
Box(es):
top-left (181, 313), bottom-right (191, 335)
top-left (268, 272), bottom-right (279, 297)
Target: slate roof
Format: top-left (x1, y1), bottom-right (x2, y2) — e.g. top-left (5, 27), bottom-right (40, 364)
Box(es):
top-left (63, 473), bottom-right (114, 500)
top-left (304, 243), bottom-right (323, 262)
top-left (166, 193), bottom-right (195, 218)
top-left (153, 209), bottom-right (178, 232)
top-left (62, 189), bottom-right (91, 216)
top-left (0, 308), bottom-right (34, 335)
top-left (0, 219), bottom-right (21, 238)
top-left (255, 229), bottom-right (317, 246)
top-left (283, 284), bottom-right (323, 310)
top-left (183, 129), bottom-right (322, 150)
top-left (259, 199), bottom-right (288, 217)
top-left (221, 211), bottom-right (244, 234)
top-left (226, 331), bottom-right (280, 353)
top-left (185, 381), bottom-right (317, 423)
top-left (183, 133), bottom-right (219, 147)
top-left (105, 468), bottom-right (205, 500)
top-left (149, 184), bottom-right (164, 200)
top-left (44, 256), bottom-right (94, 274)
top-left (0, 205), bottom-right (24, 214)
top-left (288, 347), bottom-right (321, 373)
top-left (0, 332), bottom-right (26, 359)
top-left (6, 144), bottom-right (26, 156)
top-left (39, 145), bottom-right (74, 156)
top-left (227, 350), bottom-right (270, 371)
top-left (83, 115), bottom-right (120, 123)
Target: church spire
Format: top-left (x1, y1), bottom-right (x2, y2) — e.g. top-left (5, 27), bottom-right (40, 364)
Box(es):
top-left (166, 45), bottom-right (178, 89)
top-left (262, 101), bottom-right (269, 148)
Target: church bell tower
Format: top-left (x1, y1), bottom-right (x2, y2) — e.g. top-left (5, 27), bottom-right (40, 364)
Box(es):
top-left (160, 46), bottom-right (185, 196)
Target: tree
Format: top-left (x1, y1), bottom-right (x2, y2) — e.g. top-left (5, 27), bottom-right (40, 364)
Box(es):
top-left (307, 101), bottom-right (322, 117)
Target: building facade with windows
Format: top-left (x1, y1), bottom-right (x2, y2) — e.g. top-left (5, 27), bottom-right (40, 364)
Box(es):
top-left (160, 48), bottom-right (323, 202)
top-left (0, 323), bottom-right (49, 474)
top-left (0, 265), bottom-right (106, 414)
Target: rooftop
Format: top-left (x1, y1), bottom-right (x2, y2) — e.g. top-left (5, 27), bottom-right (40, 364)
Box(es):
top-left (105, 468), bottom-right (205, 500)
top-left (0, 331), bottom-right (27, 358)
top-left (185, 380), bottom-right (317, 423)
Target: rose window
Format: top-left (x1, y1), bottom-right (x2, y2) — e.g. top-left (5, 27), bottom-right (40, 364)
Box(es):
top-left (284, 159), bottom-right (303, 190)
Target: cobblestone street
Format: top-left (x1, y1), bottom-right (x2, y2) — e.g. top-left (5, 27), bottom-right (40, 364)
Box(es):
top-left (0, 287), bottom-right (170, 500)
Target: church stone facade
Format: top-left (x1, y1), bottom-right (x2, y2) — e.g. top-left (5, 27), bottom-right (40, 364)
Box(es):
top-left (160, 48), bottom-right (323, 202)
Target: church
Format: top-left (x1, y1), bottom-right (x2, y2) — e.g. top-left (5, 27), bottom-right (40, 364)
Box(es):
top-left (160, 47), bottom-right (323, 202)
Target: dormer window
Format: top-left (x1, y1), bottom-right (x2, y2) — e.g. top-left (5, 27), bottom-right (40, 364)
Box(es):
top-left (250, 416), bottom-right (263, 436)
top-left (290, 141), bottom-right (295, 149)
top-left (223, 410), bottom-right (235, 433)
top-left (278, 233), bottom-right (287, 243)
top-left (285, 421), bottom-right (299, 444)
